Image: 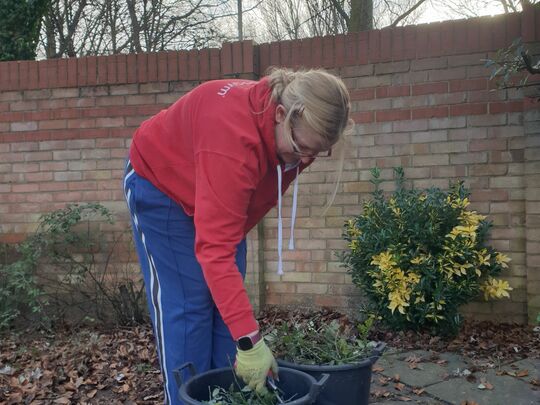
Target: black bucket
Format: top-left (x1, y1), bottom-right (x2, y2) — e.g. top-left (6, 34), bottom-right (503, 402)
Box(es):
top-left (277, 342), bottom-right (386, 405)
top-left (174, 363), bottom-right (329, 405)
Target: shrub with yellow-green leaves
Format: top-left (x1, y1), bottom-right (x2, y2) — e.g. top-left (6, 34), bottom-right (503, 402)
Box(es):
top-left (341, 168), bottom-right (512, 336)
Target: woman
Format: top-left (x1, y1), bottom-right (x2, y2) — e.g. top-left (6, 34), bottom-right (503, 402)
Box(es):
top-left (123, 67), bottom-right (352, 404)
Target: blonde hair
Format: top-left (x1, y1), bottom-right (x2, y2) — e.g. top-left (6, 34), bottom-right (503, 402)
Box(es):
top-left (267, 67), bottom-right (354, 212)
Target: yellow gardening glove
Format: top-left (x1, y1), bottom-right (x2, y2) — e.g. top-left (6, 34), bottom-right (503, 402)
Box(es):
top-left (235, 339), bottom-right (279, 393)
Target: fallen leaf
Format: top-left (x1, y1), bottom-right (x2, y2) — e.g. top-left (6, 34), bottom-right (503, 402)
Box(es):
top-left (87, 389), bottom-right (97, 398)
top-left (378, 376), bottom-right (390, 386)
top-left (405, 355), bottom-right (422, 363)
top-left (393, 374), bottom-right (401, 382)
top-left (395, 382), bottom-right (405, 391)
top-left (516, 369), bottom-right (529, 377)
top-left (412, 388), bottom-right (425, 395)
top-left (372, 365), bottom-right (384, 372)
top-left (397, 396), bottom-right (412, 401)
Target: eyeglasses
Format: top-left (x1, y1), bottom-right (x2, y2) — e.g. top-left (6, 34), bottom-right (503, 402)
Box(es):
top-left (290, 127), bottom-right (332, 158)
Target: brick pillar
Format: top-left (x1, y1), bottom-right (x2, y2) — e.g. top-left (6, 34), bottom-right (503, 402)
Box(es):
top-left (523, 6), bottom-right (540, 324)
top-left (525, 105), bottom-right (540, 324)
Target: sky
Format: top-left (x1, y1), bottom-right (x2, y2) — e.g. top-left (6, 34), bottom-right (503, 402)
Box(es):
top-left (418, 1), bottom-right (510, 24)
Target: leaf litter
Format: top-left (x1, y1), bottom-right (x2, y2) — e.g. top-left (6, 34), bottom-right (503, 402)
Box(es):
top-left (0, 307), bottom-right (538, 403)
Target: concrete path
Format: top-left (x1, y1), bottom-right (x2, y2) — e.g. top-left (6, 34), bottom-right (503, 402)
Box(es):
top-left (370, 348), bottom-right (539, 405)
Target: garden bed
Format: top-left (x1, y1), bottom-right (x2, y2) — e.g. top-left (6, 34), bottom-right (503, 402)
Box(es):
top-left (0, 308), bottom-right (538, 404)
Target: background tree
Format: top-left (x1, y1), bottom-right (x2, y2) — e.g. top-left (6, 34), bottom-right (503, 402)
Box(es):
top-left (39, 0), bottom-right (238, 58)
top-left (0, 0), bottom-right (49, 61)
top-left (245, 0), bottom-right (427, 42)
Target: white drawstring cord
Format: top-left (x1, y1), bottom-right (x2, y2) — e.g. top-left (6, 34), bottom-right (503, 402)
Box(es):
top-left (277, 165), bottom-right (283, 276)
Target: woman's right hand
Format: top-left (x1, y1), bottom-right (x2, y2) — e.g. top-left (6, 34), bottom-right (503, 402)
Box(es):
top-left (235, 339), bottom-right (279, 393)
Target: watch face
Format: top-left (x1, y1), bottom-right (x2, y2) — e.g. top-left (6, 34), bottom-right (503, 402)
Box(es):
top-left (238, 336), bottom-right (253, 351)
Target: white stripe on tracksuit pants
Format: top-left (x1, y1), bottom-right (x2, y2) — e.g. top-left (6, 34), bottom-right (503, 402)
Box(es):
top-left (123, 160), bottom-right (247, 404)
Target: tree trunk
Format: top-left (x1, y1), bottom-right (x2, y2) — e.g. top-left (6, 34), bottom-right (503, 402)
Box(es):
top-left (349, 0), bottom-right (373, 32)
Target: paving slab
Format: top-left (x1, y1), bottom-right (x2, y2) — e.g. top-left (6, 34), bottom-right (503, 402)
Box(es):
top-left (424, 369), bottom-right (540, 405)
top-left (500, 358), bottom-right (539, 384)
top-left (377, 350), bottom-right (468, 388)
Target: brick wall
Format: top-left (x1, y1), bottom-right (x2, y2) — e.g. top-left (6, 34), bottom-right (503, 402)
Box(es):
top-left (1, 8), bottom-right (539, 322)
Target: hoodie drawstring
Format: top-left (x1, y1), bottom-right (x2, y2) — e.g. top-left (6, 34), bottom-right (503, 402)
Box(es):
top-left (276, 164), bottom-right (299, 276)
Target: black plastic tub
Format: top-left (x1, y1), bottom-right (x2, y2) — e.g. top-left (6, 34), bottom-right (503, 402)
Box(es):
top-left (174, 362), bottom-right (329, 405)
top-left (277, 342), bottom-right (386, 405)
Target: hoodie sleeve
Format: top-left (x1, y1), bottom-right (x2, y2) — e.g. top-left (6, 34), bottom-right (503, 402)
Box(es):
top-left (193, 150), bottom-right (260, 340)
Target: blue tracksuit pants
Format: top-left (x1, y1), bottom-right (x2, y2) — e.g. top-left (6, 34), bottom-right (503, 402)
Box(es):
top-left (123, 160), bottom-right (247, 404)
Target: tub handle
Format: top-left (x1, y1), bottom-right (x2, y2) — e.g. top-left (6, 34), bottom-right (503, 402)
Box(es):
top-left (308, 373), bottom-right (330, 403)
top-left (173, 362), bottom-right (197, 388)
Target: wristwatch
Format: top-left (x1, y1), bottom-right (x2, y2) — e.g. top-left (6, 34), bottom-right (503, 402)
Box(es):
top-left (236, 331), bottom-right (262, 351)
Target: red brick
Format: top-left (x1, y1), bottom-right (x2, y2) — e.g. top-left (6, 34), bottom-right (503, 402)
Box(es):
top-left (28, 61), bottom-right (39, 89)
top-left (164, 51), bottom-right (177, 82)
top-left (376, 85), bottom-right (410, 98)
top-left (210, 48), bottom-right (220, 79)
top-left (221, 43), bottom-right (233, 75)
top-left (96, 55), bottom-right (109, 85)
top-left (334, 34), bottom-right (346, 66)
top-left (126, 53), bottom-right (137, 83)
top-left (18, 61), bottom-right (29, 90)
top-left (402, 25), bottom-right (417, 60)
top-left (38, 60), bottom-right (48, 89)
top-left (357, 31), bottom-right (368, 64)
top-left (368, 29), bottom-right (380, 63)
top-left (290, 40), bottom-right (303, 69)
top-left (351, 111), bottom-right (374, 123)
top-left (312, 37), bottom-right (323, 66)
top-left (453, 19), bottom-right (468, 54)
top-left (259, 43), bottom-right (270, 74)
top-left (53, 191), bottom-right (84, 202)
top-left (450, 78), bottom-right (487, 92)
top-left (39, 182), bottom-right (67, 192)
top-left (0, 63), bottom-right (9, 90)
top-left (242, 41), bottom-right (254, 74)
top-left (428, 22), bottom-right (442, 56)
top-left (470, 139), bottom-right (507, 152)
top-left (412, 106), bottom-right (448, 119)
top-left (376, 109), bottom-right (410, 122)
top-left (67, 57), bottom-right (77, 87)
top-left (412, 82), bottom-right (448, 95)
top-left (466, 19), bottom-right (481, 52)
top-left (232, 41), bottom-right (243, 73)
top-left (391, 26), bottom-right (405, 60)
top-left (24, 110), bottom-right (51, 121)
top-left (489, 101), bottom-right (523, 114)
top-left (450, 103), bottom-right (487, 116)
top-left (87, 56), bottom-right (97, 86)
top-left (351, 88), bottom-right (375, 101)
top-left (12, 183), bottom-right (39, 193)
top-left (147, 52), bottom-right (158, 82)
top-left (505, 13), bottom-right (521, 45)
top-left (380, 28), bottom-right (391, 62)
top-left (188, 49), bottom-right (199, 80)
top-left (416, 24), bottom-right (430, 59)
top-left (25, 172), bottom-right (53, 182)
top-left (137, 53), bottom-right (148, 83)
top-left (344, 33), bottom-right (357, 66)
top-left (323, 36), bottom-right (334, 68)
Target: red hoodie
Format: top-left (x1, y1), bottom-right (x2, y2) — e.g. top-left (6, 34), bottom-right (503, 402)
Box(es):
top-left (129, 78), bottom-right (309, 339)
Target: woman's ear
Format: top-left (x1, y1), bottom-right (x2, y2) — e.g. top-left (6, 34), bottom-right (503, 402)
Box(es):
top-left (275, 104), bottom-right (286, 124)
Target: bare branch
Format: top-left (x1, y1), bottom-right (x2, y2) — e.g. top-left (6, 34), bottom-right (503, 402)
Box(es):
top-left (390, 0), bottom-right (428, 27)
